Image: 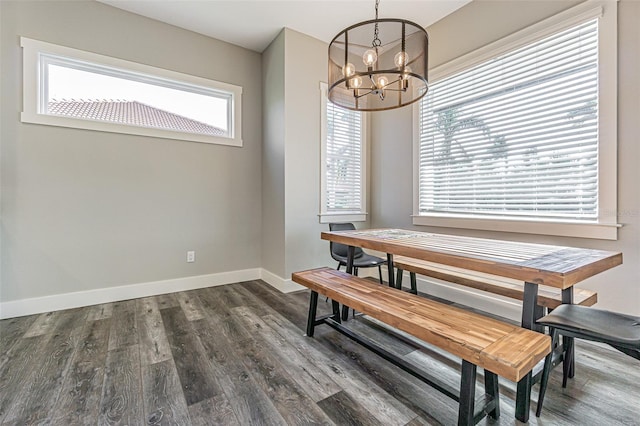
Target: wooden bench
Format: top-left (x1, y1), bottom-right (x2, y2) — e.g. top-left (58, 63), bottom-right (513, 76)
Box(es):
top-left (292, 267), bottom-right (551, 425)
top-left (393, 255), bottom-right (598, 310)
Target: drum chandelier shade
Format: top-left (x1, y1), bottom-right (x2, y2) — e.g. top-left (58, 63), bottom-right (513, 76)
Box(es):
top-left (328, 1), bottom-right (429, 111)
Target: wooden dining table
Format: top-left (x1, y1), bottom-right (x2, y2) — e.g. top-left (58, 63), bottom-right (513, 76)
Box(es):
top-left (321, 228), bottom-right (622, 422)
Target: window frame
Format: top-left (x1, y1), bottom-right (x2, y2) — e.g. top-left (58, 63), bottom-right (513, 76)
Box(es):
top-left (21, 37), bottom-right (243, 147)
top-left (319, 82), bottom-right (368, 224)
top-left (412, 1), bottom-right (619, 240)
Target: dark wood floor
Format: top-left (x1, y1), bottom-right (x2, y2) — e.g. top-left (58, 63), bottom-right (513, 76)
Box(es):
top-left (1, 280), bottom-right (638, 425)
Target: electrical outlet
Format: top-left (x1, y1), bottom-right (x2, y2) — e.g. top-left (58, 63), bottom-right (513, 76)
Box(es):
top-left (187, 251), bottom-right (195, 263)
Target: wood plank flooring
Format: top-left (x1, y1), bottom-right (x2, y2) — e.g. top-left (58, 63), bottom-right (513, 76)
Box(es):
top-left (1, 280), bottom-right (639, 425)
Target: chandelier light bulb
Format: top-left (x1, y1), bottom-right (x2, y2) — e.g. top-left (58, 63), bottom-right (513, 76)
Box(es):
top-left (377, 75), bottom-right (389, 88)
top-left (342, 62), bottom-right (356, 77)
top-left (363, 49), bottom-right (378, 67)
top-left (394, 51), bottom-right (409, 68)
top-left (351, 76), bottom-right (363, 88)
top-left (402, 65), bottom-right (412, 80)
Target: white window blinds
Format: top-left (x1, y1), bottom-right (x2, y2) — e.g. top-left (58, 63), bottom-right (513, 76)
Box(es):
top-left (325, 100), bottom-right (364, 213)
top-left (418, 19), bottom-right (599, 221)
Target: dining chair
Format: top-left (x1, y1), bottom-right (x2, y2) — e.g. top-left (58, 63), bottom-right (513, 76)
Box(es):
top-left (328, 222), bottom-right (386, 285)
top-left (536, 304), bottom-right (640, 417)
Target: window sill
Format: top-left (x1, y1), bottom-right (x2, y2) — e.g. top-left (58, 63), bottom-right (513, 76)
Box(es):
top-left (21, 112), bottom-right (242, 147)
top-left (319, 212), bottom-right (367, 224)
top-left (412, 214), bottom-right (620, 240)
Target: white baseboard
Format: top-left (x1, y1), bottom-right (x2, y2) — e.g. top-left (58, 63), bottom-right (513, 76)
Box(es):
top-left (259, 269), bottom-right (305, 293)
top-left (386, 267), bottom-right (522, 322)
top-left (258, 267), bottom-right (378, 293)
top-left (0, 266), bottom-right (522, 321)
top-left (0, 268), bottom-right (262, 319)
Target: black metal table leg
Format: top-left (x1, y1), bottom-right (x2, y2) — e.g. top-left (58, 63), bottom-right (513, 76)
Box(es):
top-left (341, 246), bottom-right (356, 321)
top-left (345, 246), bottom-right (355, 274)
top-left (562, 287), bottom-right (575, 378)
top-left (521, 282), bottom-right (539, 329)
top-left (515, 281), bottom-right (539, 423)
top-left (306, 291), bottom-right (319, 337)
top-left (534, 304), bottom-right (546, 333)
top-left (458, 360), bottom-right (477, 426)
top-left (387, 253), bottom-right (395, 289)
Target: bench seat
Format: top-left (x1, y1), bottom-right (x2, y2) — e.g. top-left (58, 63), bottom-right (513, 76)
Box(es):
top-left (393, 255), bottom-right (597, 309)
top-left (293, 267), bottom-right (550, 383)
top-left (292, 267), bottom-right (551, 425)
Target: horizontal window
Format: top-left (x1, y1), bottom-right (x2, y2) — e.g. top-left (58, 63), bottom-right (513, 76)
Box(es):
top-left (21, 37), bottom-right (242, 146)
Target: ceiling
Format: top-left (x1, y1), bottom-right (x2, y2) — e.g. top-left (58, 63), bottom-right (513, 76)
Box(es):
top-left (98, 0), bottom-right (471, 53)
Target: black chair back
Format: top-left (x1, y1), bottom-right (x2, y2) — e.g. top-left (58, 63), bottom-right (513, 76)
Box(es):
top-left (329, 222), bottom-right (364, 260)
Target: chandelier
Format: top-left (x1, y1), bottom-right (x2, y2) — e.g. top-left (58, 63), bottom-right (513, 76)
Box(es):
top-left (328, 0), bottom-right (429, 111)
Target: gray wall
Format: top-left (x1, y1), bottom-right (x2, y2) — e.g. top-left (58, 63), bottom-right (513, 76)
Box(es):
top-left (0, 1), bottom-right (263, 302)
top-left (371, 0), bottom-right (640, 315)
top-left (261, 30), bottom-right (286, 278)
top-left (262, 28), bottom-right (350, 284)
top-left (282, 29), bottom-right (338, 277)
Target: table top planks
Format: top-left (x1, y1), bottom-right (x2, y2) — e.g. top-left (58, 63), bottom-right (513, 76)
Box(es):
top-left (293, 268), bottom-right (550, 382)
top-left (321, 229), bottom-right (622, 289)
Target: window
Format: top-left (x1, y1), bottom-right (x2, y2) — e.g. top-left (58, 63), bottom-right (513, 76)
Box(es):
top-left (414, 2), bottom-right (618, 239)
top-left (21, 37), bottom-right (242, 146)
top-left (319, 82), bottom-right (367, 223)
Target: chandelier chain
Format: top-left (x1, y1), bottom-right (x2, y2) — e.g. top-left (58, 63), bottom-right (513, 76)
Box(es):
top-left (372, 0), bottom-right (381, 47)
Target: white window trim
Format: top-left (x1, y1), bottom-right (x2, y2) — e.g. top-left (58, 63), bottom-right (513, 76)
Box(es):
top-left (21, 37), bottom-right (243, 147)
top-left (412, 1), bottom-right (619, 240)
top-left (319, 82), bottom-right (368, 224)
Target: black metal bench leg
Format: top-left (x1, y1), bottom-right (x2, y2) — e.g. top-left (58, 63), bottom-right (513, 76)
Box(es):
top-left (536, 328), bottom-right (558, 417)
top-left (306, 291), bottom-right (319, 337)
top-left (515, 281), bottom-right (538, 423)
top-left (341, 304), bottom-right (350, 321)
top-left (331, 300), bottom-right (341, 324)
top-left (378, 265), bottom-right (384, 285)
top-left (484, 370), bottom-right (500, 419)
top-left (410, 272), bottom-right (418, 294)
top-left (458, 360), bottom-right (477, 426)
top-left (396, 267), bottom-right (403, 289)
top-left (516, 373), bottom-right (532, 423)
